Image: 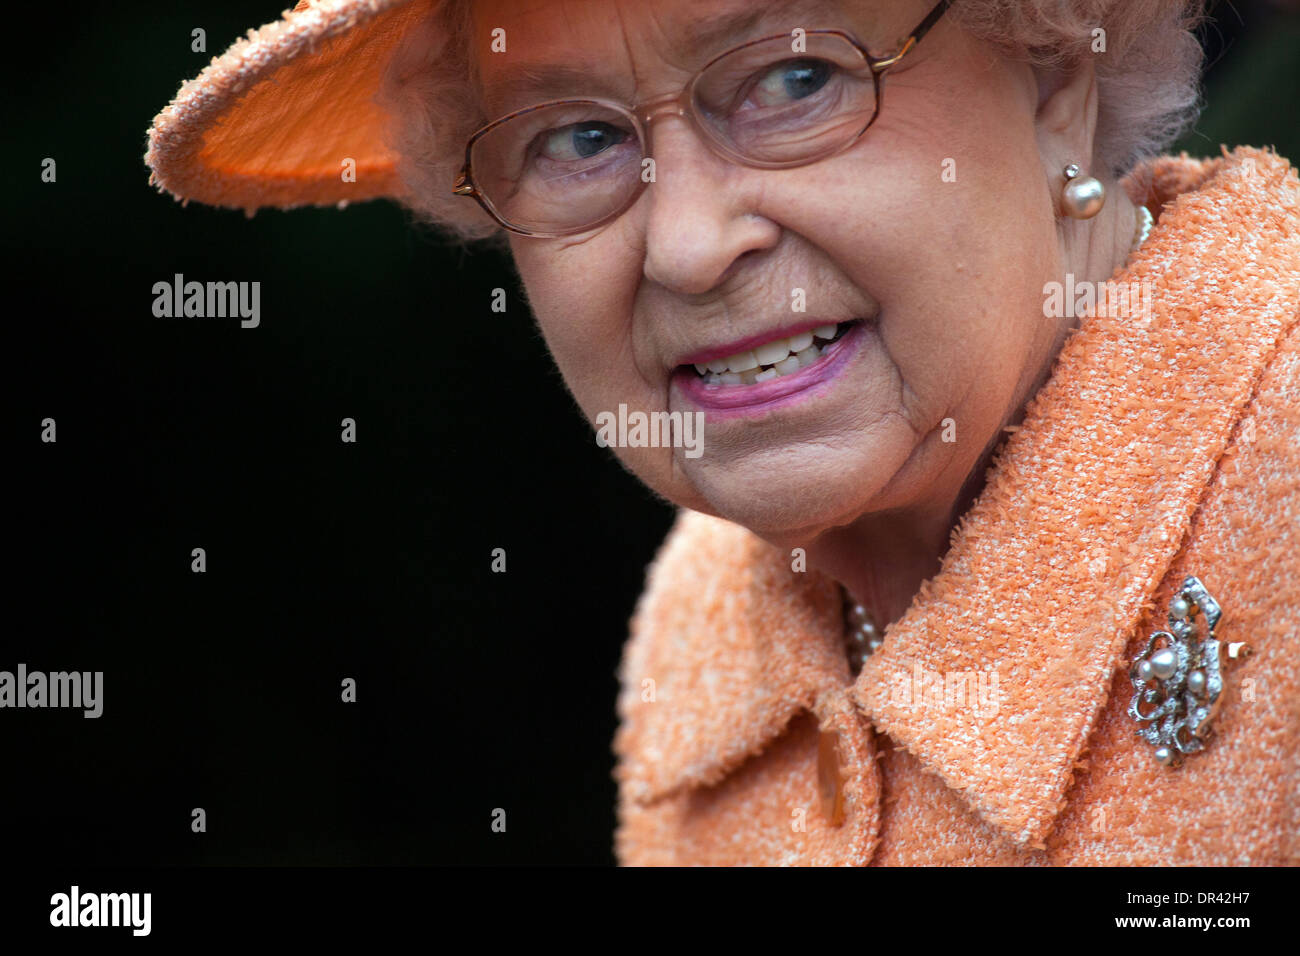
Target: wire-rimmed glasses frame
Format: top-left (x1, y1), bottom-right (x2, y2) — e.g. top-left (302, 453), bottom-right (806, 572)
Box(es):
top-left (452, 0), bottom-right (951, 238)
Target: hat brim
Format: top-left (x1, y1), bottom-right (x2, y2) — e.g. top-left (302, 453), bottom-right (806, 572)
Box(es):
top-left (146, 0), bottom-right (436, 214)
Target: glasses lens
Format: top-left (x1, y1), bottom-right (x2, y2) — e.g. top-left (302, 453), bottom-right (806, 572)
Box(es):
top-left (470, 101), bottom-right (644, 235)
top-left (692, 33), bottom-right (877, 166)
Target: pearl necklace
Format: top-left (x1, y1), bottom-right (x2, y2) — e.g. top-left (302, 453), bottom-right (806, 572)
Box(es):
top-left (843, 592), bottom-right (883, 677)
top-left (1132, 204), bottom-right (1154, 254)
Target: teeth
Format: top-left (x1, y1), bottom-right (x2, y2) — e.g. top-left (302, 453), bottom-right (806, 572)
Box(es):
top-left (690, 323), bottom-right (848, 386)
top-left (795, 344), bottom-right (821, 367)
top-left (753, 340), bottom-right (791, 366)
top-left (787, 331), bottom-right (813, 352)
top-left (726, 350), bottom-right (758, 373)
top-left (773, 355), bottom-right (801, 376)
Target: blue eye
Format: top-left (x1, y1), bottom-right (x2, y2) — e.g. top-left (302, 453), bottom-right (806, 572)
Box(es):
top-left (540, 121), bottom-right (630, 161)
top-left (751, 59), bottom-right (834, 106)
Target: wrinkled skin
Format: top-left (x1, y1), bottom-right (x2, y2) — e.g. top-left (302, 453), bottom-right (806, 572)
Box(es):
top-left (476, 0), bottom-right (1140, 622)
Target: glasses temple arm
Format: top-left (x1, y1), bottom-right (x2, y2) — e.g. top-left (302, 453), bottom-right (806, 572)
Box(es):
top-left (872, 0), bottom-right (952, 71)
top-left (910, 0), bottom-right (953, 46)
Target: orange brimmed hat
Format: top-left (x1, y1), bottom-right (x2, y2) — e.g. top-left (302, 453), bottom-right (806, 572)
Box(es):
top-left (145, 0), bottom-right (437, 214)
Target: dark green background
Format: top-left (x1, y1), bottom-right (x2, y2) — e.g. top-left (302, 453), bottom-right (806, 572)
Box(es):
top-left (5, 0), bottom-right (1297, 865)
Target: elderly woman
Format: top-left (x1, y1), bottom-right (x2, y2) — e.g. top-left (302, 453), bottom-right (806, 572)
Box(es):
top-left (147, 0), bottom-right (1299, 865)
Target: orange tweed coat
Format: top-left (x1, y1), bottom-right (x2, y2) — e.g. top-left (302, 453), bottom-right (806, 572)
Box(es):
top-left (612, 147), bottom-right (1300, 866)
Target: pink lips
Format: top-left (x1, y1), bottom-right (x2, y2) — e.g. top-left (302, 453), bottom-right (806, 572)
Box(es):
top-left (677, 319), bottom-right (847, 367)
top-left (674, 321), bottom-right (866, 418)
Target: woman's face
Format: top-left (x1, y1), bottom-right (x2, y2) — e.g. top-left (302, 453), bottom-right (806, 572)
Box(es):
top-left (476, 0), bottom-right (1070, 547)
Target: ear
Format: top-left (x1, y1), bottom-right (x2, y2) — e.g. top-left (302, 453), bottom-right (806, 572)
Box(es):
top-left (1033, 58), bottom-right (1100, 185)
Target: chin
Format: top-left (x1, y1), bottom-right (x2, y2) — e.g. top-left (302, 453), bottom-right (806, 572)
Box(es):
top-left (674, 439), bottom-right (912, 548)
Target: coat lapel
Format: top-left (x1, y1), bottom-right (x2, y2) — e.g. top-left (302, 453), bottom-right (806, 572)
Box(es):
top-left (613, 512), bottom-right (852, 804)
top-left (852, 147), bottom-right (1300, 847)
top-left (612, 510), bottom-right (886, 863)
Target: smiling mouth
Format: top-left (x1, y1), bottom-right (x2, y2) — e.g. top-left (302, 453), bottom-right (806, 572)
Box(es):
top-left (686, 321), bottom-right (856, 386)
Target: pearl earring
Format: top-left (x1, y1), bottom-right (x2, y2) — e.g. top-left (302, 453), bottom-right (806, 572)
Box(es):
top-left (1061, 163), bottom-right (1105, 219)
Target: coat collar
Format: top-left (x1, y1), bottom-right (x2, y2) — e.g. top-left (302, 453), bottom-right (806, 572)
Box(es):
top-left (613, 147), bottom-right (1300, 847)
top-left (613, 512), bottom-right (854, 804)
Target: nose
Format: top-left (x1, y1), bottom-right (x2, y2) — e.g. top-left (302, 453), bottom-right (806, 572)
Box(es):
top-left (638, 115), bottom-right (781, 296)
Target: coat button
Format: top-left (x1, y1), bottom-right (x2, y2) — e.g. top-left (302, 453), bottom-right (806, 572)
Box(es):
top-left (817, 729), bottom-right (846, 826)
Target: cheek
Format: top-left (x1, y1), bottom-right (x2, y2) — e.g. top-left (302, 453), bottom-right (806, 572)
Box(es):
top-left (510, 234), bottom-right (707, 511)
top-left (800, 77), bottom-right (1052, 419)
top-left (874, 195), bottom-right (1055, 433)
top-left (510, 238), bottom-right (651, 420)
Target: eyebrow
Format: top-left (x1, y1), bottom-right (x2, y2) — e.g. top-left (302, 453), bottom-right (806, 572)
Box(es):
top-left (681, 0), bottom-right (840, 58)
top-left (681, 6), bottom-right (774, 60)
top-left (480, 0), bottom-right (839, 115)
top-left (483, 63), bottom-right (622, 116)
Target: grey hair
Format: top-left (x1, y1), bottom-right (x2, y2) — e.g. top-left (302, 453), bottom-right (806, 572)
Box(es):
top-left (376, 0), bottom-right (1208, 240)
top-left (947, 0), bottom-right (1207, 176)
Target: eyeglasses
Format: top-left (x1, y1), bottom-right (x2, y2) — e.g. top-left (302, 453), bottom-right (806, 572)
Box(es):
top-left (452, 1), bottom-right (951, 238)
